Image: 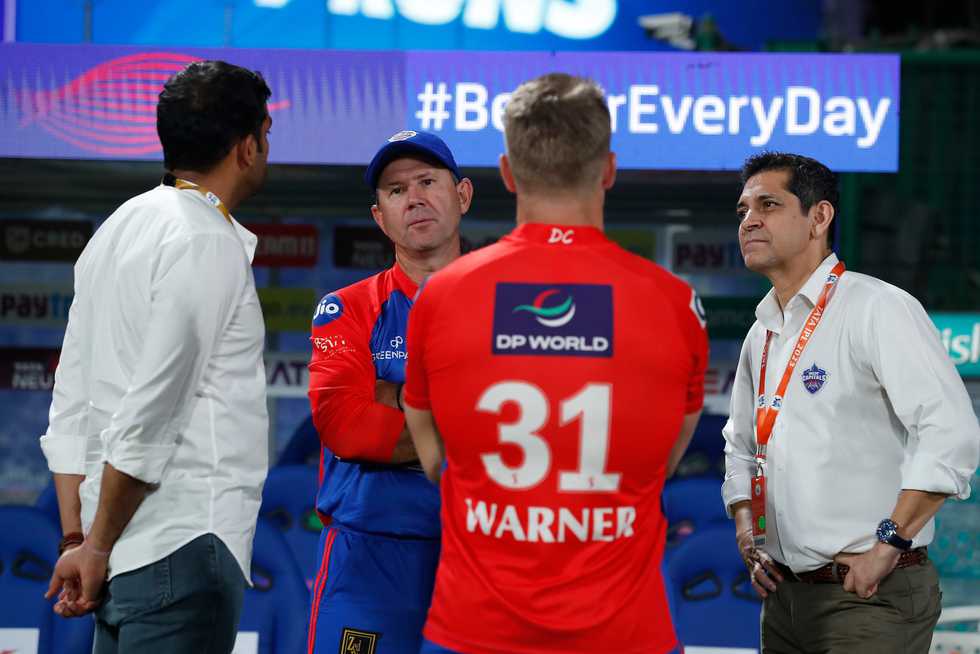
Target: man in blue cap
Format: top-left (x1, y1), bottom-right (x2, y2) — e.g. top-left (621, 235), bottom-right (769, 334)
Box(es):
top-left (306, 130), bottom-right (472, 654)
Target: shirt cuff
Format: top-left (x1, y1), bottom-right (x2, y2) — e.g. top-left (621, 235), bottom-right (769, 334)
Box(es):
top-left (722, 465), bottom-right (754, 518)
top-left (40, 432), bottom-right (95, 475)
top-left (101, 428), bottom-right (177, 484)
top-left (902, 454), bottom-right (974, 501)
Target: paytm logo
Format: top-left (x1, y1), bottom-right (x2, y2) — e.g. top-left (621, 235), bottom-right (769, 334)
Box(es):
top-left (493, 283), bottom-right (612, 357)
top-left (255, 0), bottom-right (617, 40)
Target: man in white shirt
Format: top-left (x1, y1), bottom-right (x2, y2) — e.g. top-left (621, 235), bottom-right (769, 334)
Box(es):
top-left (723, 152), bottom-right (980, 653)
top-left (40, 60), bottom-right (272, 653)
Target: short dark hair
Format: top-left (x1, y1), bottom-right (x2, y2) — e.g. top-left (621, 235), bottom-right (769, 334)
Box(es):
top-left (157, 60), bottom-right (271, 173)
top-left (740, 152), bottom-right (839, 248)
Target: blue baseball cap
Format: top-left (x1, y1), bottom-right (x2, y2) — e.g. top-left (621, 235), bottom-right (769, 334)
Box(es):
top-left (364, 130), bottom-right (462, 190)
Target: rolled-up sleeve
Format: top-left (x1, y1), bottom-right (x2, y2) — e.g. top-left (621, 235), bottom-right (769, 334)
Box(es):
top-left (40, 280), bottom-right (97, 475)
top-left (869, 291), bottom-right (980, 500)
top-left (722, 333), bottom-right (760, 516)
top-left (101, 233), bottom-right (246, 484)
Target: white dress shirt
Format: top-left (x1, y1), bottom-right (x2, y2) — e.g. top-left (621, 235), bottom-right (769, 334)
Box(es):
top-left (40, 184), bottom-right (268, 580)
top-left (722, 253), bottom-right (980, 572)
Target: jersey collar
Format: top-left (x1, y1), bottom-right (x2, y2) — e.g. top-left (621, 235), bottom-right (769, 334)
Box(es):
top-left (392, 260), bottom-right (420, 298)
top-left (507, 223), bottom-right (610, 246)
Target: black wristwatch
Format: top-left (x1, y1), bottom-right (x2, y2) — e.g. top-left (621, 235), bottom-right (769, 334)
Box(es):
top-left (876, 519), bottom-right (913, 551)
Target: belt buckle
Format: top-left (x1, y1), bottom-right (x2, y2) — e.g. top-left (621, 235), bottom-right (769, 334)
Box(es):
top-left (831, 561), bottom-right (842, 583)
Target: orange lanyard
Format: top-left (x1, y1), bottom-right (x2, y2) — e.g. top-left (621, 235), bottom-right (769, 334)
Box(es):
top-left (172, 177), bottom-right (232, 224)
top-left (755, 260), bottom-right (845, 463)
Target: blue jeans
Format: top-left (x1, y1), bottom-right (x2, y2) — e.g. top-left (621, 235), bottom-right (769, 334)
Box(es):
top-left (94, 533), bottom-right (245, 654)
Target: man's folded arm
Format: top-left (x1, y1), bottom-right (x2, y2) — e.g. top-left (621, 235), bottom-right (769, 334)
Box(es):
top-left (308, 330), bottom-right (406, 463)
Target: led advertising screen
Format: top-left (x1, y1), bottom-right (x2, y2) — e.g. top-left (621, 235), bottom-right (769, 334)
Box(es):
top-left (0, 44), bottom-right (898, 171)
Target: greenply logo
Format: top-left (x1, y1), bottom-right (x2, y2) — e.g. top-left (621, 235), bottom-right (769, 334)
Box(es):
top-left (513, 289), bottom-right (576, 328)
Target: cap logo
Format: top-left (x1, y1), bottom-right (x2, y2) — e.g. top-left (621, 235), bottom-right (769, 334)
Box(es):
top-left (388, 130), bottom-right (417, 142)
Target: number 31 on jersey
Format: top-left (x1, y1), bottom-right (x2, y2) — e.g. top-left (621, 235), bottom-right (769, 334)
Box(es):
top-left (477, 381), bottom-right (621, 492)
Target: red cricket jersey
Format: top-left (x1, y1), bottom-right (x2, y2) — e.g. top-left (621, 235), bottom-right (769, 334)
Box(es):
top-left (404, 223), bottom-right (708, 654)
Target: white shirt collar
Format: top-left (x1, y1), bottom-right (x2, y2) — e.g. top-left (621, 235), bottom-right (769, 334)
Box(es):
top-left (755, 252), bottom-right (840, 333)
top-left (230, 217), bottom-right (258, 264)
top-left (163, 183), bottom-right (258, 263)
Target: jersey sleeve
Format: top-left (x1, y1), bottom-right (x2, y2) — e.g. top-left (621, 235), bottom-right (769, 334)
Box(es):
top-left (403, 280), bottom-right (435, 411)
top-left (307, 291), bottom-right (405, 461)
top-left (680, 286), bottom-right (709, 413)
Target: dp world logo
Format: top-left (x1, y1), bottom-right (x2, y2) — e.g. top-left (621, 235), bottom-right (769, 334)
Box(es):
top-left (493, 282), bottom-right (612, 358)
top-left (513, 289), bottom-right (576, 328)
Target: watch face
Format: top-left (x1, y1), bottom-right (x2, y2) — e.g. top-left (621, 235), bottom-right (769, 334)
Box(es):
top-left (877, 519), bottom-right (911, 550)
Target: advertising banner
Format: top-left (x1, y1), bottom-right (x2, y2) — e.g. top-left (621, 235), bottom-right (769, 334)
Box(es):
top-left (265, 352), bottom-right (310, 399)
top-left (13, 0), bottom-right (821, 53)
top-left (0, 44), bottom-right (899, 171)
top-left (932, 313), bottom-right (980, 378)
top-left (406, 50), bottom-right (899, 171)
top-left (333, 225), bottom-right (395, 270)
top-left (665, 226), bottom-right (769, 297)
top-left (0, 219), bottom-right (92, 263)
top-left (257, 287), bottom-right (317, 332)
top-left (0, 284), bottom-right (74, 327)
top-left (246, 223), bottom-right (319, 267)
top-left (701, 297), bottom-right (758, 340)
top-left (0, 347), bottom-right (60, 391)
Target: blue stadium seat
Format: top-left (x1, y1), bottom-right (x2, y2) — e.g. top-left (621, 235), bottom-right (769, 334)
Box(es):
top-left (238, 517), bottom-right (311, 654)
top-left (277, 416), bottom-right (319, 467)
top-left (662, 476), bottom-right (729, 561)
top-left (260, 464), bottom-right (321, 589)
top-left (0, 505), bottom-right (94, 654)
top-left (666, 523), bottom-right (761, 650)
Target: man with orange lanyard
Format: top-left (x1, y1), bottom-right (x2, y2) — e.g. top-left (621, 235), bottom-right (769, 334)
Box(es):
top-left (723, 152), bottom-right (979, 653)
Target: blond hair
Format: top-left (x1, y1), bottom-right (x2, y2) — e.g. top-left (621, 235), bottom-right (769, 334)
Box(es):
top-left (503, 73), bottom-right (610, 194)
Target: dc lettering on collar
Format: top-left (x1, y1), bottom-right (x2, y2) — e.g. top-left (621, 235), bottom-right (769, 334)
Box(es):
top-left (548, 227), bottom-right (575, 244)
top-left (313, 294), bottom-right (344, 326)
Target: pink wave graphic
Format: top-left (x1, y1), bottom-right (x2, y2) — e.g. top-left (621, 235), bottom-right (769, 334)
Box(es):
top-left (18, 52), bottom-right (291, 157)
